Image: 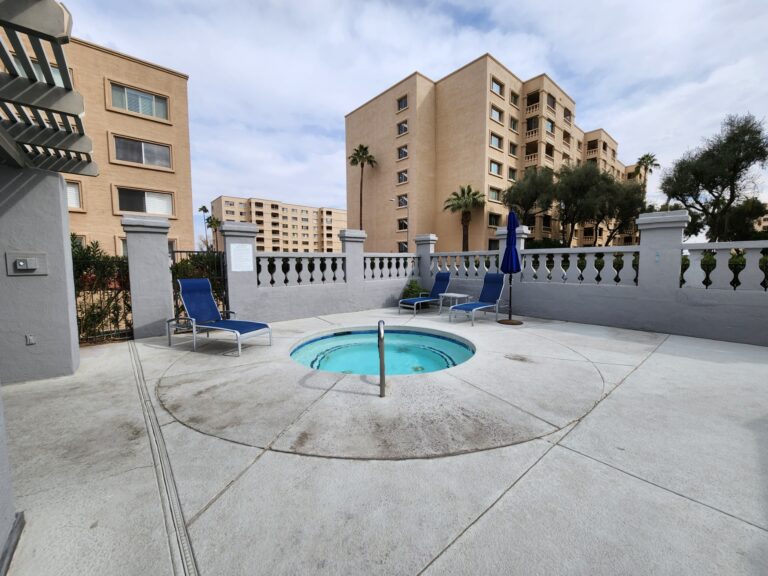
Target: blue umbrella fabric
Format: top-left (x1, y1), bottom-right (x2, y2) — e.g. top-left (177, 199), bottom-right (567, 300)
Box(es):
top-left (500, 211), bottom-right (521, 320)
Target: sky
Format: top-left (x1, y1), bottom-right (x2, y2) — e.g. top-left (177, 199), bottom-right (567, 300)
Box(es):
top-left (65, 0), bottom-right (768, 240)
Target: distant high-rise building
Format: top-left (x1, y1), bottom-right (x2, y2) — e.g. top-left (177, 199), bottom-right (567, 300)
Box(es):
top-left (211, 196), bottom-right (347, 252)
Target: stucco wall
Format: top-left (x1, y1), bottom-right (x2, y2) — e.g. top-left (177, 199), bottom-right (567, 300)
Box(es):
top-left (0, 167), bottom-right (79, 384)
top-left (0, 392), bottom-right (16, 568)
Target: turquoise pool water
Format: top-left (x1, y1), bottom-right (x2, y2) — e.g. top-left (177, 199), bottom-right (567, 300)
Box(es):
top-left (291, 329), bottom-right (474, 375)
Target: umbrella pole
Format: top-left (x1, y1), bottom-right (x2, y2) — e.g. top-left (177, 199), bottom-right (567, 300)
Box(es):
top-left (508, 273), bottom-right (512, 320)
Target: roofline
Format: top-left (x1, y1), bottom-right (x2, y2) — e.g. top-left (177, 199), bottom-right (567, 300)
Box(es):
top-left (345, 71), bottom-right (434, 118)
top-left (70, 37), bottom-right (189, 80)
top-left (522, 72), bottom-right (575, 105)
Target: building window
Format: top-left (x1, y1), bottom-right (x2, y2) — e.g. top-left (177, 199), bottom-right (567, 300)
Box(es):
top-left (508, 167), bottom-right (517, 181)
top-left (546, 93), bottom-right (556, 111)
top-left (397, 218), bottom-right (408, 231)
top-left (117, 187), bottom-right (173, 216)
top-left (397, 242), bottom-right (408, 253)
top-left (397, 194), bottom-right (408, 207)
top-left (488, 213), bottom-right (501, 227)
top-left (397, 120), bottom-right (408, 135)
top-left (490, 105), bottom-right (504, 124)
top-left (397, 95), bottom-right (408, 111)
top-left (509, 142), bottom-right (518, 156)
top-left (397, 145), bottom-right (408, 159)
top-left (583, 227), bottom-right (594, 237)
top-left (587, 139), bottom-right (598, 150)
top-left (488, 239), bottom-right (500, 250)
top-left (490, 77), bottom-right (504, 96)
top-left (543, 215), bottom-right (552, 230)
top-left (489, 160), bottom-right (502, 176)
top-left (545, 118), bottom-right (555, 134)
top-left (489, 132), bottom-right (503, 149)
top-left (397, 170), bottom-right (408, 184)
top-left (66, 181), bottom-right (82, 209)
top-left (510, 118), bottom-right (519, 133)
top-left (225, 210), bottom-right (235, 215)
top-left (488, 187), bottom-right (502, 202)
top-left (110, 83), bottom-right (168, 120)
top-left (114, 136), bottom-right (171, 168)
top-left (510, 92), bottom-right (519, 107)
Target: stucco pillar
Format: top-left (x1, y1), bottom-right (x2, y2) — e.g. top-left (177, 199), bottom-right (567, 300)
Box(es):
top-left (122, 216), bottom-right (173, 339)
top-left (0, 166), bottom-right (79, 383)
top-left (636, 210), bottom-right (690, 294)
top-left (0, 390), bottom-right (23, 573)
top-left (415, 234), bottom-right (437, 286)
top-left (220, 222), bottom-right (258, 314)
top-left (340, 229), bottom-right (366, 285)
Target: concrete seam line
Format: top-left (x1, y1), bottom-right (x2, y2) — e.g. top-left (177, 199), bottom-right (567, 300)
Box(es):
top-left (129, 341), bottom-right (199, 576)
top-left (0, 512), bottom-right (24, 576)
top-left (559, 444), bottom-right (768, 533)
top-left (415, 441), bottom-right (560, 575)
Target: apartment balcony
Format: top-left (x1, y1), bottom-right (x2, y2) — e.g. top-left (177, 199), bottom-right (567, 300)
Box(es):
top-left (525, 128), bottom-right (539, 140)
top-left (586, 148), bottom-right (598, 157)
top-left (525, 102), bottom-right (540, 115)
top-left (564, 116), bottom-right (572, 126)
top-left (545, 130), bottom-right (555, 143)
top-left (524, 153), bottom-right (539, 165)
top-left (543, 154), bottom-right (555, 167)
top-left (562, 140), bottom-right (571, 150)
top-left (546, 104), bottom-right (556, 117)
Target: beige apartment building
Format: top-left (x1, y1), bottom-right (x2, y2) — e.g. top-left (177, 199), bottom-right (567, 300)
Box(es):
top-left (54, 39), bottom-right (193, 254)
top-left (346, 53), bottom-right (640, 252)
top-left (211, 196), bottom-right (347, 252)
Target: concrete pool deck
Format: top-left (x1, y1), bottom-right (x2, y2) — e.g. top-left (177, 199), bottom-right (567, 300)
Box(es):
top-left (3, 308), bottom-right (768, 575)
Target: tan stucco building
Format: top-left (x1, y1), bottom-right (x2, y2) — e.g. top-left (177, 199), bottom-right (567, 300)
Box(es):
top-left (60, 39), bottom-right (193, 254)
top-left (211, 196), bottom-right (347, 253)
top-left (346, 53), bottom-right (640, 252)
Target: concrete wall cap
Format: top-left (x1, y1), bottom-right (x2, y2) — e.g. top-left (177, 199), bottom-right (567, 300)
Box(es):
top-left (414, 234), bottom-right (438, 244)
top-left (636, 210), bottom-right (690, 230)
top-left (121, 216), bottom-right (170, 233)
top-left (220, 222), bottom-right (259, 237)
top-left (339, 229), bottom-right (367, 241)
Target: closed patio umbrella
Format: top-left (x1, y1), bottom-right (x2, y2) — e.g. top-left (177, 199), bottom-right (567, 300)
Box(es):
top-left (498, 211), bottom-right (523, 326)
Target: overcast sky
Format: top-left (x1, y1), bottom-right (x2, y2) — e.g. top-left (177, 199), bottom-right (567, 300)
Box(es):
top-left (66, 0), bottom-right (768, 237)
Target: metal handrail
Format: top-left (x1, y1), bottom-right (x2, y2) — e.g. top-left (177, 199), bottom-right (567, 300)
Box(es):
top-left (378, 320), bottom-right (386, 398)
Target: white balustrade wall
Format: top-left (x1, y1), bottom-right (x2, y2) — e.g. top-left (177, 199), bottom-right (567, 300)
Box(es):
top-left (218, 214), bottom-right (766, 346)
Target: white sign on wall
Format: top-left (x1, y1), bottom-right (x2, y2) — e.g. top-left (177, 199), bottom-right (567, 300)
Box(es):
top-left (229, 243), bottom-right (254, 272)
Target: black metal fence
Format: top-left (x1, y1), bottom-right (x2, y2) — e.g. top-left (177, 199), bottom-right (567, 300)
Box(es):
top-left (170, 250), bottom-right (228, 315)
top-left (71, 236), bottom-right (132, 344)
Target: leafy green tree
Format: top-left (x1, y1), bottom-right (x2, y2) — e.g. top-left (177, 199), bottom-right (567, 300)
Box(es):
top-left (443, 184), bottom-right (485, 251)
top-left (547, 163), bottom-right (606, 246)
top-left (502, 167), bottom-right (554, 224)
top-left (661, 114), bottom-right (768, 241)
top-left (593, 180), bottom-right (646, 246)
top-left (198, 205), bottom-right (210, 249)
top-left (634, 153), bottom-right (660, 191)
top-left (348, 144), bottom-right (377, 230)
top-left (715, 197), bottom-right (768, 241)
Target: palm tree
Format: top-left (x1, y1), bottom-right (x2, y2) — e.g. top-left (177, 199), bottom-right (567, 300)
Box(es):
top-left (198, 205), bottom-right (209, 249)
top-left (443, 185), bottom-right (486, 251)
top-left (206, 215), bottom-right (222, 251)
top-left (634, 153), bottom-right (660, 191)
top-left (348, 144), bottom-right (377, 229)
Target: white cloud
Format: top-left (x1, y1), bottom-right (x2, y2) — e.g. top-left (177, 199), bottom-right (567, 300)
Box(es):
top-left (64, 0), bottom-right (768, 239)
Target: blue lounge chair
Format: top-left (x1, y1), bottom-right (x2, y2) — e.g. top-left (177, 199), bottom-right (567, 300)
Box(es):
top-left (449, 273), bottom-right (505, 326)
top-left (168, 278), bottom-right (271, 356)
top-left (398, 272), bottom-right (451, 316)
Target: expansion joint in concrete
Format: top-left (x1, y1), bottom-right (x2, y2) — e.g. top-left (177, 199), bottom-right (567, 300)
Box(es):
top-left (129, 341), bottom-right (199, 576)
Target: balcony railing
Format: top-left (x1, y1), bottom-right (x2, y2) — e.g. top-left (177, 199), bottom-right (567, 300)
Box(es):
top-left (543, 154), bottom-right (554, 166)
top-left (586, 148), bottom-right (598, 157)
top-left (525, 129), bottom-right (539, 140)
top-left (564, 116), bottom-right (572, 126)
top-left (562, 140), bottom-right (571, 149)
top-left (525, 103), bottom-right (540, 115)
top-left (524, 153), bottom-right (539, 165)
top-left (546, 105), bottom-right (556, 116)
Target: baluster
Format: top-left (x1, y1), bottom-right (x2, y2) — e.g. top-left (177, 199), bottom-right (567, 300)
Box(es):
top-left (544, 254), bottom-right (553, 282)
top-left (738, 249), bottom-right (763, 291)
top-left (298, 257), bottom-right (311, 284)
top-left (387, 257), bottom-right (393, 278)
top-left (330, 257), bottom-right (338, 282)
top-left (611, 253), bottom-right (622, 285)
top-left (257, 257), bottom-right (270, 287)
top-left (271, 256), bottom-right (285, 285)
top-left (523, 254), bottom-right (536, 281)
top-left (552, 254), bottom-right (564, 283)
top-left (683, 250), bottom-right (706, 289)
top-left (285, 257), bottom-right (298, 285)
top-left (709, 250), bottom-right (732, 289)
top-left (582, 254), bottom-right (598, 284)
